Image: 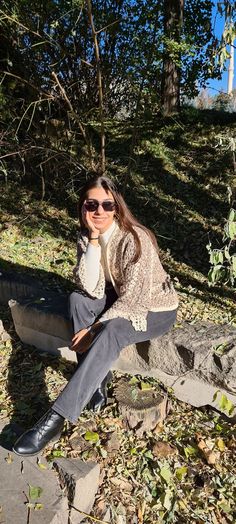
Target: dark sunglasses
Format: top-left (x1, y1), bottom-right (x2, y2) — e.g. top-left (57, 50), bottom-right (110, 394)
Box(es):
top-left (84, 199), bottom-right (116, 212)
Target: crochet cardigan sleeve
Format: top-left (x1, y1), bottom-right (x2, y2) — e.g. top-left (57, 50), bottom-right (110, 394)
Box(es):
top-left (73, 234), bottom-right (106, 298)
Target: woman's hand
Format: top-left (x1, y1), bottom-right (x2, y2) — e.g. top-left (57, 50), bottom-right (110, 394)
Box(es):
top-left (70, 328), bottom-right (93, 354)
top-left (82, 207), bottom-right (100, 237)
top-left (70, 323), bottom-right (102, 354)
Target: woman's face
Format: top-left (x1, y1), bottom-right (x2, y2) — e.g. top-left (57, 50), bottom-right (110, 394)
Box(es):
top-left (82, 186), bottom-right (116, 233)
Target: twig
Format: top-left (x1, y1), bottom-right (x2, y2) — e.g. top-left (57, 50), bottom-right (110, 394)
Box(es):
top-left (15, 100), bottom-right (45, 136)
top-left (51, 71), bottom-right (94, 169)
top-left (0, 10), bottom-right (58, 49)
top-left (1, 71), bottom-right (52, 98)
top-left (81, 59), bottom-right (94, 68)
top-left (95, 18), bottom-right (121, 35)
top-left (22, 491), bottom-right (31, 524)
top-left (69, 504), bottom-right (109, 523)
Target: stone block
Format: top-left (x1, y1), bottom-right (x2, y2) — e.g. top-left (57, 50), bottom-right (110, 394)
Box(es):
top-left (7, 281), bottom-right (236, 416)
top-left (53, 458), bottom-right (100, 524)
top-left (0, 271), bottom-right (44, 305)
top-left (9, 297), bottom-right (76, 362)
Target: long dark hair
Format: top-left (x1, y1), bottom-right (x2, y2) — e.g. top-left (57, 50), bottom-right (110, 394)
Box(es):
top-left (78, 176), bottom-right (158, 262)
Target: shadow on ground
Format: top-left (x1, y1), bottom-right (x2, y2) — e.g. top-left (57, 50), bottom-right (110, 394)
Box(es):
top-left (0, 260), bottom-right (77, 451)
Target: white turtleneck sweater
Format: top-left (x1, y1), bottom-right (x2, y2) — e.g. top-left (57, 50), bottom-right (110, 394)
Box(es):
top-left (84, 220), bottom-right (117, 294)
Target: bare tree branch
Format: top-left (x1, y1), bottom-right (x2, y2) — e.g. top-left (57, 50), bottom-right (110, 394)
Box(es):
top-left (95, 18), bottom-right (121, 35)
top-left (86, 0), bottom-right (106, 173)
top-left (51, 71), bottom-right (95, 169)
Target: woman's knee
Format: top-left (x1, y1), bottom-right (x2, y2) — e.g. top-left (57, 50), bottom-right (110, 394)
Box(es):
top-left (100, 318), bottom-right (133, 351)
top-left (69, 291), bottom-right (87, 310)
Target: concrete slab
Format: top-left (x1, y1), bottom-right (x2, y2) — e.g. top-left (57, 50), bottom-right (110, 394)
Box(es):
top-left (0, 420), bottom-right (68, 524)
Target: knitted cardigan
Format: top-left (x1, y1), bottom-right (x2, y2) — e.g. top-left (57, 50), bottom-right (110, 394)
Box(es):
top-left (73, 223), bottom-right (178, 331)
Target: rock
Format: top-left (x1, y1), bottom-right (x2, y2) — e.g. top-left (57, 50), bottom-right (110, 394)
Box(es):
top-left (0, 271), bottom-right (44, 305)
top-left (114, 322), bottom-right (236, 416)
top-left (6, 276), bottom-right (236, 415)
top-left (53, 457), bottom-right (100, 524)
top-left (9, 295), bottom-right (75, 362)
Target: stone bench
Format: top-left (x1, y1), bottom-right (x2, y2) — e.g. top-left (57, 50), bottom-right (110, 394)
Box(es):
top-left (8, 290), bottom-right (236, 418)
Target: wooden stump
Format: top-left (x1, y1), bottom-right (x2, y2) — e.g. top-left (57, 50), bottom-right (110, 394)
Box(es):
top-left (114, 378), bottom-right (167, 436)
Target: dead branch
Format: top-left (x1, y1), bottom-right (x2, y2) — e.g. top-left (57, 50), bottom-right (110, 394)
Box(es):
top-left (51, 71), bottom-right (95, 169)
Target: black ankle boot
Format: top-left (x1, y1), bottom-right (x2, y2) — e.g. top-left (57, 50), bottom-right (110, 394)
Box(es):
top-left (12, 409), bottom-right (65, 456)
top-left (87, 371), bottom-right (113, 412)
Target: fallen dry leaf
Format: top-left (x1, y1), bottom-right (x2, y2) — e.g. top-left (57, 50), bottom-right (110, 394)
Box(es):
top-left (197, 439), bottom-right (220, 465)
top-left (4, 453), bottom-right (13, 464)
top-left (153, 421), bottom-right (164, 434)
top-left (152, 441), bottom-right (177, 458)
top-left (110, 476), bottom-right (133, 492)
top-left (104, 431), bottom-right (121, 453)
top-left (138, 500), bottom-right (146, 524)
top-left (103, 417), bottom-right (124, 428)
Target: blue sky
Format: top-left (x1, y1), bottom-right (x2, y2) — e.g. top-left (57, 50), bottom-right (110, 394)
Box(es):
top-left (207, 2), bottom-right (235, 95)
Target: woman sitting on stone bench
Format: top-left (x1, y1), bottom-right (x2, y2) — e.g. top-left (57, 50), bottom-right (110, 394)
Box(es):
top-left (13, 175), bottom-right (179, 456)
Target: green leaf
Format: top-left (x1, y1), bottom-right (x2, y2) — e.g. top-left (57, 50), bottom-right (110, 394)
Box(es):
top-left (227, 221), bottom-right (236, 240)
top-left (131, 388), bottom-right (138, 401)
top-left (208, 265), bottom-right (224, 284)
top-left (210, 250), bottom-right (224, 265)
top-left (129, 377), bottom-right (139, 385)
top-left (213, 390), bottom-right (220, 402)
top-left (176, 466), bottom-right (188, 481)
top-left (228, 208), bottom-right (236, 222)
top-left (144, 450), bottom-right (153, 459)
top-left (224, 246), bottom-right (231, 261)
top-left (214, 391), bottom-right (234, 415)
top-left (84, 431), bottom-right (100, 443)
top-left (99, 446), bottom-right (107, 458)
top-left (184, 445), bottom-right (198, 459)
top-left (160, 465), bottom-right (172, 485)
top-left (218, 501), bottom-right (232, 513)
top-left (219, 393), bottom-right (229, 410)
top-left (140, 381), bottom-right (153, 391)
top-left (52, 450), bottom-right (65, 457)
top-left (213, 343), bottom-right (228, 356)
top-left (34, 503), bottom-right (44, 511)
top-left (232, 255), bottom-right (236, 275)
top-left (28, 485), bottom-right (43, 500)
top-left (37, 458), bottom-right (47, 470)
top-left (160, 488), bottom-right (173, 510)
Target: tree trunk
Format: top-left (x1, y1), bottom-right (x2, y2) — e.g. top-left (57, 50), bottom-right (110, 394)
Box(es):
top-left (227, 41), bottom-right (234, 94)
top-left (161, 0), bottom-right (184, 116)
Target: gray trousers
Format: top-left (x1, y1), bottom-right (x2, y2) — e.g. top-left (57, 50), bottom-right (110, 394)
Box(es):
top-left (52, 287), bottom-right (177, 423)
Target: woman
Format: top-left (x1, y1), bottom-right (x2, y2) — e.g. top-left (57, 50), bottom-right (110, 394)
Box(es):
top-left (13, 176), bottom-right (178, 456)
